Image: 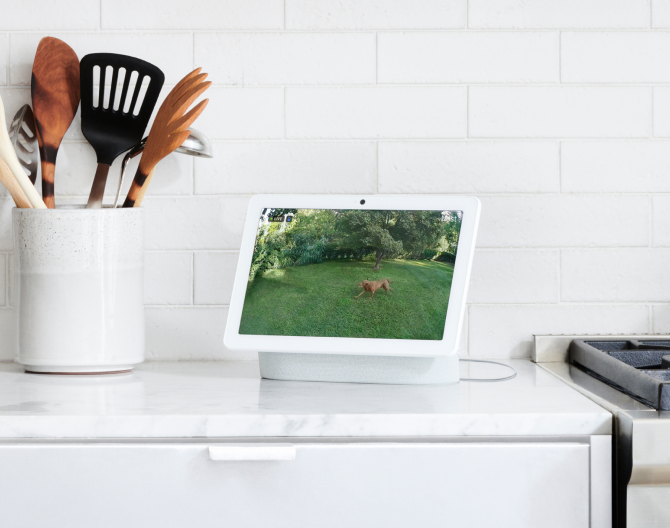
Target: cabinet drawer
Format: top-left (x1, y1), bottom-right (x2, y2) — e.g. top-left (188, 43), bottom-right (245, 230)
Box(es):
top-left (0, 442), bottom-right (589, 528)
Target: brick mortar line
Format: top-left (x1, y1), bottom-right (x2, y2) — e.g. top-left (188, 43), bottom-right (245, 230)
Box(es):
top-left (5, 29), bottom-right (670, 34)
top-left (557, 249), bottom-right (562, 303)
top-left (190, 252), bottom-right (195, 306)
top-left (558, 30), bottom-right (562, 83)
top-left (649, 194), bottom-right (654, 247)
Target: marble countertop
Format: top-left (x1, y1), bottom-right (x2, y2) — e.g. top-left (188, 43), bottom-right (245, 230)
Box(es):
top-left (0, 359), bottom-right (611, 439)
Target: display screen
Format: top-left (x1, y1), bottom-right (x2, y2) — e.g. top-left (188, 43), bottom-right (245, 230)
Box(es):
top-left (239, 208), bottom-right (463, 340)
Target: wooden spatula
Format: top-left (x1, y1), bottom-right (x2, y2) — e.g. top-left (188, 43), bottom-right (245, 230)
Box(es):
top-left (123, 68), bottom-right (211, 208)
top-left (31, 37), bottom-right (80, 208)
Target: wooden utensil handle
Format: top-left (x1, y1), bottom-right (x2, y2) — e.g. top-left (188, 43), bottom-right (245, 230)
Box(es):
top-left (41, 159), bottom-right (56, 209)
top-left (123, 166), bottom-right (155, 208)
top-left (0, 157), bottom-right (32, 208)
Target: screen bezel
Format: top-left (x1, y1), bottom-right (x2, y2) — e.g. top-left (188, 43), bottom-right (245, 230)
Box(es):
top-left (224, 195), bottom-right (480, 358)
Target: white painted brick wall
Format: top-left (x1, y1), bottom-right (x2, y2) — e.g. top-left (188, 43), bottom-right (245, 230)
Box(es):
top-left (654, 0), bottom-right (670, 28)
top-left (378, 141), bottom-right (559, 193)
top-left (377, 32), bottom-right (559, 84)
top-left (1, 0), bottom-right (669, 360)
top-left (652, 196), bottom-right (670, 246)
top-left (470, 305), bottom-right (650, 358)
top-left (561, 250), bottom-right (670, 302)
top-left (196, 88), bottom-right (284, 139)
top-left (193, 252), bottom-right (239, 305)
top-left (285, 0), bottom-right (467, 30)
top-left (468, 0), bottom-right (649, 29)
top-left (653, 305), bottom-right (670, 332)
top-left (144, 252), bottom-right (193, 305)
top-left (286, 86), bottom-right (467, 138)
top-left (196, 142), bottom-right (376, 194)
top-left (562, 32), bottom-right (670, 83)
top-left (195, 33), bottom-right (376, 85)
top-left (468, 250), bottom-right (559, 304)
top-left (561, 141), bottom-right (670, 192)
top-left (477, 196), bottom-right (649, 248)
top-left (653, 87), bottom-right (670, 137)
top-left (469, 87), bottom-right (650, 138)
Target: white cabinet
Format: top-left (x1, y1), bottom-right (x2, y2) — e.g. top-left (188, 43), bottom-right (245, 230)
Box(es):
top-left (0, 441), bottom-right (591, 528)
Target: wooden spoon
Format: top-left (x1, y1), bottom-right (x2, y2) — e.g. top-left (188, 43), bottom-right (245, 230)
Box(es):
top-left (123, 68), bottom-right (211, 208)
top-left (0, 156), bottom-right (31, 208)
top-left (31, 37), bottom-right (80, 208)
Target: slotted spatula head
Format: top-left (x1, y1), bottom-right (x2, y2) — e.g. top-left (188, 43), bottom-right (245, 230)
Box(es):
top-left (9, 105), bottom-right (38, 185)
top-left (80, 53), bottom-right (165, 165)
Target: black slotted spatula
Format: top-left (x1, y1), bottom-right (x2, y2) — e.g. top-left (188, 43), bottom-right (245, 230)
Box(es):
top-left (80, 53), bottom-right (165, 208)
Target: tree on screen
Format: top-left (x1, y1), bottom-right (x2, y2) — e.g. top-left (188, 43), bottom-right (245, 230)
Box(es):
top-left (335, 210), bottom-right (443, 270)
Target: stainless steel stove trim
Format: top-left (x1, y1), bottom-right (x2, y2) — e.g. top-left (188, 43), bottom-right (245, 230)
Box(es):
top-left (533, 334), bottom-right (670, 364)
top-left (539, 360), bottom-right (670, 528)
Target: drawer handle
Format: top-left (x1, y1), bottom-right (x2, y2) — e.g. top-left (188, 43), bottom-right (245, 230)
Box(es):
top-left (208, 444), bottom-right (296, 461)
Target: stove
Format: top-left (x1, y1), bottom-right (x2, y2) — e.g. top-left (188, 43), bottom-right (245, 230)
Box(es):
top-left (534, 335), bottom-right (670, 528)
top-left (570, 339), bottom-right (670, 410)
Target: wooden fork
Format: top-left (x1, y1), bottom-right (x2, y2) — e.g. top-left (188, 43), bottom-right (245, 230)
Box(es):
top-left (123, 68), bottom-right (211, 208)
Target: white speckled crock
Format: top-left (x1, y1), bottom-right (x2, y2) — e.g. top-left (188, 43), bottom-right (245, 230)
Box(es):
top-left (12, 206), bottom-right (144, 374)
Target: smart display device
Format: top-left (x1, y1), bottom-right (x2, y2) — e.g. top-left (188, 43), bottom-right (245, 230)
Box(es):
top-left (225, 195), bottom-right (480, 384)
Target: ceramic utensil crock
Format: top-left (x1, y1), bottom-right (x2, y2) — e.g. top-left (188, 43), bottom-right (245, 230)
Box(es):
top-left (13, 206), bottom-right (144, 374)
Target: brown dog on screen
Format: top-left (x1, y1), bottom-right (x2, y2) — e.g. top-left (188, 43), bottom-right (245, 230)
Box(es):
top-left (354, 279), bottom-right (393, 299)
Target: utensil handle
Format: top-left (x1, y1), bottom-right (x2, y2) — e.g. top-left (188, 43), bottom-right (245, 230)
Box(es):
top-left (123, 165), bottom-right (155, 208)
top-left (41, 160), bottom-right (55, 209)
top-left (0, 157), bottom-right (32, 208)
top-left (114, 144), bottom-right (146, 208)
top-left (86, 163), bottom-right (111, 209)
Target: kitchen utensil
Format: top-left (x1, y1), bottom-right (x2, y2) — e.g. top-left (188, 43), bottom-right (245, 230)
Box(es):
top-left (113, 127), bottom-right (213, 207)
top-left (0, 156), bottom-right (31, 208)
top-left (0, 95), bottom-right (45, 208)
top-left (80, 53), bottom-right (165, 209)
top-left (31, 37), bottom-right (80, 209)
top-left (123, 68), bottom-right (211, 208)
top-left (176, 127), bottom-right (213, 158)
top-left (9, 105), bottom-right (39, 185)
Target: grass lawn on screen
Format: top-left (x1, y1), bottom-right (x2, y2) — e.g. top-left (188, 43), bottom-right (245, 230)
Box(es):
top-left (239, 259), bottom-right (454, 340)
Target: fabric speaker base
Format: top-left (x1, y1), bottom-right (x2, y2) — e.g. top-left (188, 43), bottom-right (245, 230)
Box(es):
top-left (258, 352), bottom-right (459, 385)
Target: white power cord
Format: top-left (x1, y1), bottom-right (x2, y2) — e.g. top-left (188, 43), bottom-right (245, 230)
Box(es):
top-left (459, 359), bottom-right (517, 382)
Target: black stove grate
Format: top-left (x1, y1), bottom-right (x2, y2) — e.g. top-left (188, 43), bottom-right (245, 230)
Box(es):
top-left (570, 339), bottom-right (670, 410)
